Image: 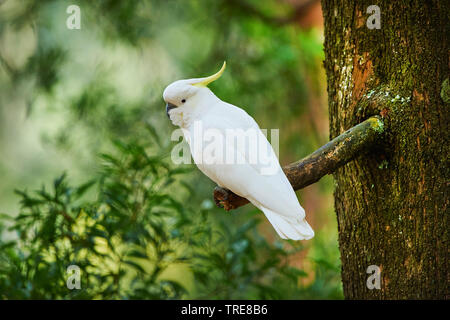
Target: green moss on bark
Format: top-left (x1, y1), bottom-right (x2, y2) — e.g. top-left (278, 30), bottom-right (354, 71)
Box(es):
top-left (322, 0), bottom-right (449, 299)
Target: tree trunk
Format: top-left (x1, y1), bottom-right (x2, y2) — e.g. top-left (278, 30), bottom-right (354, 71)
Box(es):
top-left (321, 0), bottom-right (449, 299)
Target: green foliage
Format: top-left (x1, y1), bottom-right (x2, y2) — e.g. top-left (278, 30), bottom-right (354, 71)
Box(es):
top-left (0, 135), bottom-right (339, 299)
top-left (0, 138), bottom-right (191, 299)
top-left (0, 0), bottom-right (342, 299)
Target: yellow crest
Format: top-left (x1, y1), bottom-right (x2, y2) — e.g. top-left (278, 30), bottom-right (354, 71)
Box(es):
top-left (192, 61), bottom-right (226, 87)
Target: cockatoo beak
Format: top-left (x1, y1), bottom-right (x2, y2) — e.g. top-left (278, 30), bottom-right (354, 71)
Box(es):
top-left (191, 61), bottom-right (226, 87)
top-left (166, 102), bottom-right (177, 118)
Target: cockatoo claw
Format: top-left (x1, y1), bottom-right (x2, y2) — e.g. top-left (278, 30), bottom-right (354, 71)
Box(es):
top-left (213, 186), bottom-right (229, 209)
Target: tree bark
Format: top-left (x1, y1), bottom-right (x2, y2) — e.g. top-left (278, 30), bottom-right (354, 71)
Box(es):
top-left (321, 0), bottom-right (449, 299)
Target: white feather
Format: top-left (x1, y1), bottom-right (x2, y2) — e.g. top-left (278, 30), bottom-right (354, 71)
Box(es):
top-left (163, 78), bottom-right (314, 240)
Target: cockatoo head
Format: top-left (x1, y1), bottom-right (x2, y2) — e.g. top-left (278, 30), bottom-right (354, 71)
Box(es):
top-left (163, 62), bottom-right (226, 126)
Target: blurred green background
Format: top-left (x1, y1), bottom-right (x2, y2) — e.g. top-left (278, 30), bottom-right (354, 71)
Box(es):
top-left (0, 0), bottom-right (342, 299)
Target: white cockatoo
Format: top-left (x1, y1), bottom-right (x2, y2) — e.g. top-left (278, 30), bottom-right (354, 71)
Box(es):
top-left (162, 62), bottom-right (314, 240)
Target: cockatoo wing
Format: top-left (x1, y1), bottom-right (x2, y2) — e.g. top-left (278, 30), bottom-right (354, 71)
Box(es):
top-left (188, 102), bottom-right (314, 240)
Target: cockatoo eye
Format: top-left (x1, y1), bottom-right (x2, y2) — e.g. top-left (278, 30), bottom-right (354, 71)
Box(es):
top-left (181, 99), bottom-right (186, 103)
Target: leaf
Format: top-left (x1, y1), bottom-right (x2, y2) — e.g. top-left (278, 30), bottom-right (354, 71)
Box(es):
top-left (53, 173), bottom-right (67, 191)
top-left (283, 267), bottom-right (308, 280)
top-left (0, 213), bottom-right (14, 221)
top-left (123, 260), bottom-right (147, 274)
top-left (126, 249), bottom-right (148, 259)
top-left (75, 180), bottom-right (96, 198)
top-left (144, 122), bottom-right (162, 148)
top-left (168, 167), bottom-right (193, 176)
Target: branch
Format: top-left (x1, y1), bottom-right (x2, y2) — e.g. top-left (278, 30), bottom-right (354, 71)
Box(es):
top-left (213, 116), bottom-right (385, 211)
